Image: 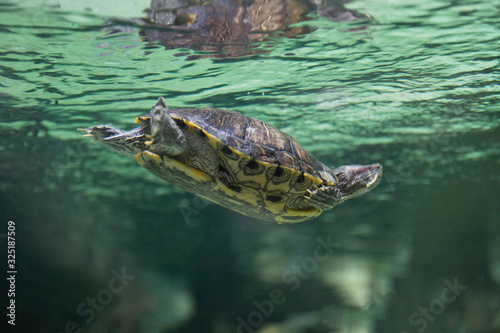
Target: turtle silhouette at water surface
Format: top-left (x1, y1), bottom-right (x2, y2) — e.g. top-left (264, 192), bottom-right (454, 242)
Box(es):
top-left (132, 0), bottom-right (370, 57)
top-left (83, 98), bottom-right (382, 223)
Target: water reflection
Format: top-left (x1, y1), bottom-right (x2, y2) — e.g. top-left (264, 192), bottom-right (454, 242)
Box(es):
top-left (136, 0), bottom-right (369, 57)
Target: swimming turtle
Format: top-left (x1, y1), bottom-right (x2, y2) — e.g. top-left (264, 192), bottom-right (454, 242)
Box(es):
top-left (82, 98), bottom-right (382, 223)
top-left (137, 0), bottom-right (370, 58)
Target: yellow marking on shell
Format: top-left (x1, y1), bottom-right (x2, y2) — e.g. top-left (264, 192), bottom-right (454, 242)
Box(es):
top-left (265, 182), bottom-right (290, 193)
top-left (170, 118), bottom-right (221, 151)
top-left (135, 116), bottom-right (150, 125)
top-left (275, 208), bottom-right (323, 224)
top-left (287, 173), bottom-right (323, 194)
top-left (136, 150), bottom-right (162, 165)
top-left (318, 170), bottom-right (337, 186)
top-left (305, 173), bottom-right (323, 185)
top-left (225, 196), bottom-right (251, 206)
top-left (262, 199), bottom-right (289, 215)
top-left (136, 151), bottom-right (212, 182)
top-left (196, 194), bottom-right (221, 206)
top-left (171, 117), bottom-right (324, 222)
top-left (215, 179), bottom-right (262, 208)
top-left (178, 119), bottom-right (259, 185)
top-left (213, 142), bottom-right (322, 195)
top-left (286, 207), bottom-right (321, 216)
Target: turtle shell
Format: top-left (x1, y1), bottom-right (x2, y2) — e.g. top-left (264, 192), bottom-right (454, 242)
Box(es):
top-left (135, 107), bottom-right (337, 223)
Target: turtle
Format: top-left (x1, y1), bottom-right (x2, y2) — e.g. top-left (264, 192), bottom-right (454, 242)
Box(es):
top-left (82, 97), bottom-right (382, 223)
top-left (134, 0), bottom-right (370, 58)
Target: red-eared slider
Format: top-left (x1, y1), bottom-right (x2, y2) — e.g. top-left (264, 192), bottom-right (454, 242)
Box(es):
top-left (137, 0), bottom-right (370, 58)
top-left (83, 98), bottom-right (382, 223)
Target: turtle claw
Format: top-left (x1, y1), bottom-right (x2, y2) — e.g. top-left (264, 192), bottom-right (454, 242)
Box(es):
top-left (304, 185), bottom-right (319, 201)
top-left (78, 128), bottom-right (94, 138)
top-left (307, 186), bottom-right (341, 211)
top-left (145, 134), bottom-right (155, 146)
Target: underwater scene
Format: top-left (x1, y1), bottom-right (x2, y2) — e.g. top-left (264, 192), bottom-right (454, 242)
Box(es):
top-left (0, 0), bottom-right (499, 332)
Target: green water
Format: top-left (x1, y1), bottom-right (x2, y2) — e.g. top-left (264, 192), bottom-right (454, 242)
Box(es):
top-left (1, 0), bottom-right (500, 332)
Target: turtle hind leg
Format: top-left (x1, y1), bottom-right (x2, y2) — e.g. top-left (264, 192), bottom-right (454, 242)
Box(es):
top-left (147, 97), bottom-right (187, 156)
top-left (81, 125), bottom-right (123, 141)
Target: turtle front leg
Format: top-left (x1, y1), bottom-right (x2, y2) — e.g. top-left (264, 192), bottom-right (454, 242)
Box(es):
top-left (147, 97), bottom-right (187, 156)
top-left (306, 186), bottom-right (342, 211)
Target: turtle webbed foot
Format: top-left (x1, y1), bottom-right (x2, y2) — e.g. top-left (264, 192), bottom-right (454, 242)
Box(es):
top-left (147, 97), bottom-right (187, 156)
top-left (306, 186), bottom-right (342, 211)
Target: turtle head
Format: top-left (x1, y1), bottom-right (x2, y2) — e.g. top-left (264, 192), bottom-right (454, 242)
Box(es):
top-left (333, 163), bottom-right (382, 201)
top-left (307, 163), bottom-right (382, 211)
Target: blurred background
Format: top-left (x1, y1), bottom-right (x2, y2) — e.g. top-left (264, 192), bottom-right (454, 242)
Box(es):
top-left (0, 0), bottom-right (499, 332)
